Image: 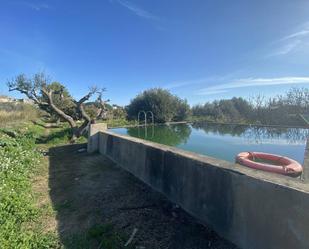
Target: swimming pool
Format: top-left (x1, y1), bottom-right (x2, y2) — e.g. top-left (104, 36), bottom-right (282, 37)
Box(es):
top-left (111, 122), bottom-right (309, 164)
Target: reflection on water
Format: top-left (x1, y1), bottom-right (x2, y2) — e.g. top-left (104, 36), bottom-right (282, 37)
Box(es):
top-left (129, 124), bottom-right (191, 146)
top-left (112, 122), bottom-right (309, 182)
top-left (191, 123), bottom-right (309, 145)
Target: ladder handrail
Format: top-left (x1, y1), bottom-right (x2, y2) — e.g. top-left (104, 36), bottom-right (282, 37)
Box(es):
top-left (146, 111), bottom-right (154, 125)
top-left (137, 110), bottom-right (155, 139)
top-left (138, 111), bottom-right (147, 126)
top-left (138, 110), bottom-right (154, 126)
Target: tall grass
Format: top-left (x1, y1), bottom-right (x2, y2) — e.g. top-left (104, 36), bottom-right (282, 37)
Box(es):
top-left (0, 103), bottom-right (38, 126)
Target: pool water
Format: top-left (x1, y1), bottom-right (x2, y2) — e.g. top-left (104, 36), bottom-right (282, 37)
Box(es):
top-left (111, 122), bottom-right (309, 165)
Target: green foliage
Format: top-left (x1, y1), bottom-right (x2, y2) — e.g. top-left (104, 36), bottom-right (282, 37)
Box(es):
top-left (192, 88), bottom-right (309, 126)
top-left (111, 106), bottom-right (127, 120)
top-left (104, 118), bottom-right (135, 128)
top-left (7, 73), bottom-right (109, 141)
top-left (255, 88), bottom-right (309, 126)
top-left (84, 103), bottom-right (98, 120)
top-left (126, 88), bottom-right (190, 123)
top-left (44, 82), bottom-right (78, 121)
top-left (36, 125), bottom-right (87, 145)
top-left (0, 128), bottom-right (57, 248)
top-left (192, 97), bottom-right (253, 123)
top-left (84, 103), bottom-right (126, 121)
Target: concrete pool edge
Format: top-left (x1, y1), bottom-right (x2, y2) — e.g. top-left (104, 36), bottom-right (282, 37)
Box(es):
top-left (101, 129), bottom-right (309, 193)
top-left (89, 125), bottom-right (309, 249)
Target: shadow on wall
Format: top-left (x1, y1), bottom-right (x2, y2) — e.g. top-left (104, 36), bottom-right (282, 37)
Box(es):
top-left (48, 143), bottom-right (238, 249)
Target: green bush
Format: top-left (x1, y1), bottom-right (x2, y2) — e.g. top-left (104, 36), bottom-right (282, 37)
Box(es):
top-left (126, 88), bottom-right (190, 123)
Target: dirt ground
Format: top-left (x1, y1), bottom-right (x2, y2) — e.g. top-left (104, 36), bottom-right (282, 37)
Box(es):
top-left (34, 143), bottom-right (238, 249)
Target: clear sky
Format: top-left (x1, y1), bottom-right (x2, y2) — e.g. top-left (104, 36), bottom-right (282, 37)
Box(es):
top-left (1, 0), bottom-right (309, 106)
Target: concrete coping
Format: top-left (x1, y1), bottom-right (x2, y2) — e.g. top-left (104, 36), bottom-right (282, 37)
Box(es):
top-left (102, 129), bottom-right (309, 193)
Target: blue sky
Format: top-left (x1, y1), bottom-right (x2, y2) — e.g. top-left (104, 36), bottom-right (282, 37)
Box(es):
top-left (1, 0), bottom-right (309, 106)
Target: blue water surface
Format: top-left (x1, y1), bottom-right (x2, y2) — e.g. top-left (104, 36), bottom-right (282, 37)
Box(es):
top-left (111, 123), bottom-right (308, 164)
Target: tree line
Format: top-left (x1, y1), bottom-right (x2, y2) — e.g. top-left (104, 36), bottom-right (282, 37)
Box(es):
top-left (191, 88), bottom-right (309, 126)
top-left (126, 87), bottom-right (309, 126)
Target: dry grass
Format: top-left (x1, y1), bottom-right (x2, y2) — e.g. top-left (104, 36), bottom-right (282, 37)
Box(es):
top-left (0, 103), bottom-right (38, 125)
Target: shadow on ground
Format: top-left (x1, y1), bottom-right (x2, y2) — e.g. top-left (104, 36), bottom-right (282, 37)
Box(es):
top-left (48, 144), bottom-right (238, 249)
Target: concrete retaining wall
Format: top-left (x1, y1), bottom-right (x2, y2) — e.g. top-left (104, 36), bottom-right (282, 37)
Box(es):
top-left (87, 123), bottom-right (107, 153)
top-left (97, 130), bottom-right (309, 249)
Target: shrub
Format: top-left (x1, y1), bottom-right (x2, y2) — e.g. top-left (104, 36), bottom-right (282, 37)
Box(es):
top-left (126, 88), bottom-right (190, 123)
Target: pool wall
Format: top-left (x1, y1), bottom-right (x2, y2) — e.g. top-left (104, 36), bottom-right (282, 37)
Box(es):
top-left (91, 127), bottom-right (309, 249)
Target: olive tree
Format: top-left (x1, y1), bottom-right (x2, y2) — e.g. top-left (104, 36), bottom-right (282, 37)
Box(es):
top-left (8, 72), bottom-right (107, 142)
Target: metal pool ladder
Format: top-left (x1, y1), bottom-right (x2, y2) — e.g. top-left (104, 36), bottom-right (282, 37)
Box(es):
top-left (137, 110), bottom-right (154, 126)
top-left (137, 111), bottom-right (155, 139)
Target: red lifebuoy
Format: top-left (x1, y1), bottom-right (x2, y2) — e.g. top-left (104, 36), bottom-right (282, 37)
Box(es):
top-left (236, 152), bottom-right (303, 176)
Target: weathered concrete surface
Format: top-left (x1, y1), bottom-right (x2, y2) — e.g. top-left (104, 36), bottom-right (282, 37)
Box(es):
top-left (87, 123), bottom-right (107, 153)
top-left (302, 137), bottom-right (309, 181)
top-left (97, 130), bottom-right (309, 249)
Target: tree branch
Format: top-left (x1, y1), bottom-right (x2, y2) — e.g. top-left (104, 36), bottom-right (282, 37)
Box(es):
top-left (41, 87), bottom-right (77, 129)
top-left (73, 87), bottom-right (100, 137)
top-left (95, 89), bottom-right (109, 119)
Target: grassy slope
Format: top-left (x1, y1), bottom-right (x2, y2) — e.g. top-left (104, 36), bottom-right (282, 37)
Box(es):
top-left (0, 122), bottom-right (130, 249)
top-left (0, 124), bottom-right (57, 248)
